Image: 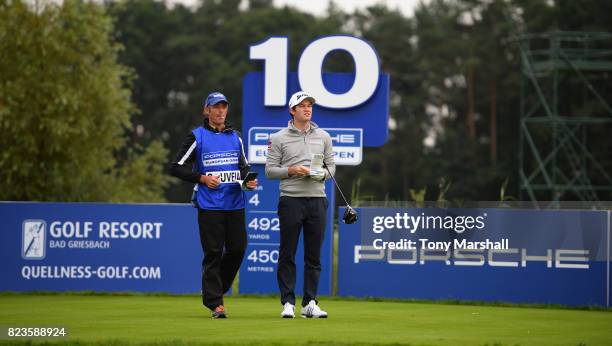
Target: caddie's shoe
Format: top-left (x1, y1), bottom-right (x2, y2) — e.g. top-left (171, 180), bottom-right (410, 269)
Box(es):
top-left (300, 300), bottom-right (328, 318)
top-left (280, 302), bottom-right (295, 318)
top-left (211, 305), bottom-right (226, 319)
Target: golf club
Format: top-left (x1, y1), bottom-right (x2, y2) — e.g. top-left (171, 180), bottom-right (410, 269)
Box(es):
top-left (323, 163), bottom-right (357, 224)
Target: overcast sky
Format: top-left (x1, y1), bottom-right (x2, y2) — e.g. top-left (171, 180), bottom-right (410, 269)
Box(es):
top-left (274, 0), bottom-right (421, 17)
top-left (169, 0), bottom-right (422, 17)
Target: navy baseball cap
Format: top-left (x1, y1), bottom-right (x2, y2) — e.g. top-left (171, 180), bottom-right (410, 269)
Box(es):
top-left (203, 92), bottom-right (229, 107)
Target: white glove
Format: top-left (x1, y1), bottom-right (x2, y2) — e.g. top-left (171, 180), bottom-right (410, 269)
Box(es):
top-left (310, 171), bottom-right (325, 181)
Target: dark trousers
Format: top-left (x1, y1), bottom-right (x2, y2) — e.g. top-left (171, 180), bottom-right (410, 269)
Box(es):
top-left (277, 196), bottom-right (327, 307)
top-left (197, 208), bottom-right (246, 310)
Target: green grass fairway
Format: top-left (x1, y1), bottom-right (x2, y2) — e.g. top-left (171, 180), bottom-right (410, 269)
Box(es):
top-left (1, 295), bottom-right (611, 345)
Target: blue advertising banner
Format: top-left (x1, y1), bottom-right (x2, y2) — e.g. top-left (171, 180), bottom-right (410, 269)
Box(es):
top-left (338, 207), bottom-right (611, 307)
top-left (0, 202), bottom-right (202, 293)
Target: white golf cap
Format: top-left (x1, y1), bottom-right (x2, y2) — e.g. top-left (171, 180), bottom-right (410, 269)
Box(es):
top-left (288, 91), bottom-right (316, 108)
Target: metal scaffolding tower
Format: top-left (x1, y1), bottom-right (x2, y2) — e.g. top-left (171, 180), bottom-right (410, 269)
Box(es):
top-left (517, 31), bottom-right (612, 202)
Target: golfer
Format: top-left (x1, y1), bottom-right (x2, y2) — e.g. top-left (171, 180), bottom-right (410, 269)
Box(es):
top-left (265, 91), bottom-right (335, 318)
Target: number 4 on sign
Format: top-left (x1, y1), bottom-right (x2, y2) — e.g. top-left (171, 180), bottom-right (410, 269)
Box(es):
top-left (248, 193), bottom-right (260, 207)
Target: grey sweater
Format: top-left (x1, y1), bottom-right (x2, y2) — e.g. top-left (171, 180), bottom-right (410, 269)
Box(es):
top-left (265, 120), bottom-right (336, 197)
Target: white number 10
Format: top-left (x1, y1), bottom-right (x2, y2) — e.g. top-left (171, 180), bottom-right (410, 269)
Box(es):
top-left (250, 36), bottom-right (380, 109)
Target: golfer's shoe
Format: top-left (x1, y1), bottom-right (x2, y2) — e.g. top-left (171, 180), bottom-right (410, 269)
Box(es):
top-left (211, 305), bottom-right (226, 319)
top-left (300, 300), bottom-right (328, 318)
top-left (280, 302), bottom-right (295, 318)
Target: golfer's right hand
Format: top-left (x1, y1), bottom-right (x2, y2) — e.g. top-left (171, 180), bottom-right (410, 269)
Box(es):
top-left (201, 175), bottom-right (221, 189)
top-left (289, 165), bottom-right (310, 177)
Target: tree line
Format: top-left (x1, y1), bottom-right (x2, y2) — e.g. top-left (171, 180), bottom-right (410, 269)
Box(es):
top-left (2, 0), bottom-right (611, 203)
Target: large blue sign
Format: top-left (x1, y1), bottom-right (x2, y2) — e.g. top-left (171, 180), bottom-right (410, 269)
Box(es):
top-left (239, 36), bottom-right (389, 296)
top-left (0, 202), bottom-right (202, 293)
top-left (338, 207), bottom-right (611, 307)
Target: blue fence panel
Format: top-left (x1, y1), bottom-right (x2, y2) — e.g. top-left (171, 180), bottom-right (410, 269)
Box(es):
top-left (0, 202), bottom-right (201, 293)
top-left (338, 207), bottom-right (611, 307)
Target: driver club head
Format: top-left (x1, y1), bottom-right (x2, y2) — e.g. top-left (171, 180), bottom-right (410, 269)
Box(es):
top-left (343, 206), bottom-right (358, 224)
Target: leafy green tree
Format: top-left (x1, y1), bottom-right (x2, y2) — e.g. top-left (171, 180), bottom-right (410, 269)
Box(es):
top-left (0, 0), bottom-right (169, 202)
